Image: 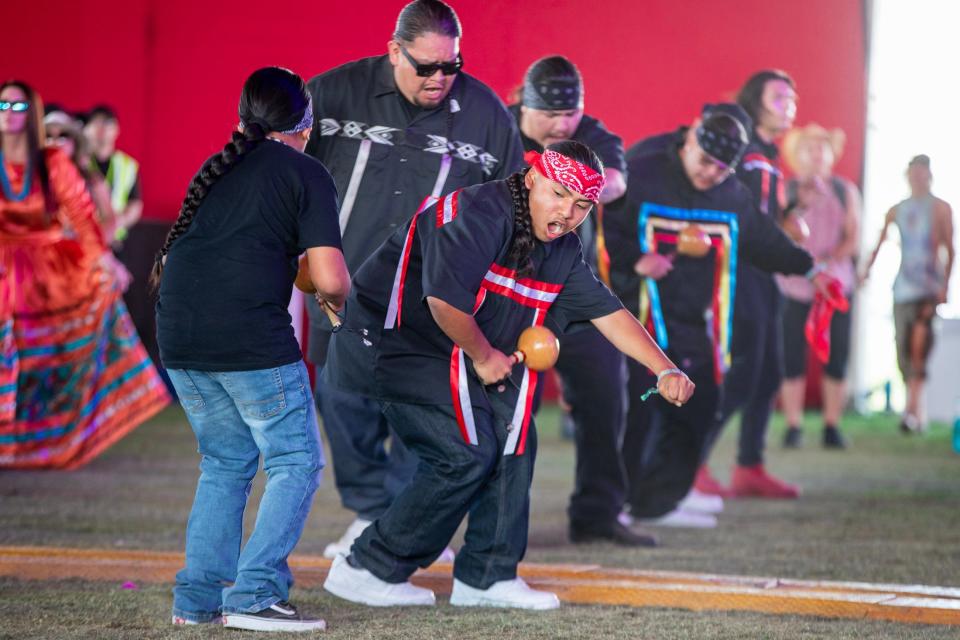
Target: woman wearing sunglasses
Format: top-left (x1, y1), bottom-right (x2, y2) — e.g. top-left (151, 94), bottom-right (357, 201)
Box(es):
top-left (0, 80), bottom-right (170, 470)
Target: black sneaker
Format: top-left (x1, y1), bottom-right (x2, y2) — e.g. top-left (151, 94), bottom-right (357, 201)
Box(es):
top-left (822, 426), bottom-right (847, 449)
top-left (222, 601), bottom-right (326, 632)
top-left (783, 427), bottom-right (803, 449)
top-left (569, 520), bottom-right (658, 547)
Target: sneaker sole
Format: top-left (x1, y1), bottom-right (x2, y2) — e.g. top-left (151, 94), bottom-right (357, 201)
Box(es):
top-left (731, 487), bottom-right (801, 499)
top-left (323, 577), bottom-right (436, 607)
top-left (171, 615), bottom-right (222, 625)
top-left (222, 614), bottom-right (326, 632)
top-left (449, 593), bottom-right (560, 610)
top-left (638, 517), bottom-right (717, 529)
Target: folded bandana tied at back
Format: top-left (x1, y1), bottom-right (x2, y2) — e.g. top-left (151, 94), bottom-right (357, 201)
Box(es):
top-left (525, 149), bottom-right (605, 203)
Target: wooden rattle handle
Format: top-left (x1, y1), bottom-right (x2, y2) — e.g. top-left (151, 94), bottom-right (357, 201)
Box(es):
top-left (319, 298), bottom-right (342, 331)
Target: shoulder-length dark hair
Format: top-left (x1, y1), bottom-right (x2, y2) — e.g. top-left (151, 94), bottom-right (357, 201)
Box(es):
top-left (735, 70), bottom-right (796, 126)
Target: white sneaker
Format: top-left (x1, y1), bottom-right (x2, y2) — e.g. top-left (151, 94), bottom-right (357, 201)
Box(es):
top-left (637, 507), bottom-right (717, 529)
top-left (617, 510), bottom-right (635, 527)
top-left (449, 577), bottom-right (560, 610)
top-left (323, 518), bottom-right (372, 559)
top-left (323, 554), bottom-right (435, 607)
top-left (678, 489), bottom-right (724, 514)
top-left (324, 519), bottom-right (456, 564)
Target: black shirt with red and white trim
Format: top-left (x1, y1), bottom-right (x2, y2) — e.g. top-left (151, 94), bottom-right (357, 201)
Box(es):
top-left (738, 132), bottom-right (784, 221)
top-left (324, 180), bottom-right (622, 454)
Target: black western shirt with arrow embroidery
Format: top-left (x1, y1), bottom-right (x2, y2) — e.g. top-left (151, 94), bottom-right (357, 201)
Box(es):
top-left (305, 55), bottom-right (525, 273)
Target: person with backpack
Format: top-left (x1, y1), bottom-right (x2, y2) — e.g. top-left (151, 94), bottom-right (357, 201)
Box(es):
top-left (778, 124), bottom-right (860, 449)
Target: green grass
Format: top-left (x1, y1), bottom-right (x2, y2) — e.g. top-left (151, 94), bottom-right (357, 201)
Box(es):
top-left (1, 405), bottom-right (958, 638)
top-left (2, 578), bottom-right (958, 640)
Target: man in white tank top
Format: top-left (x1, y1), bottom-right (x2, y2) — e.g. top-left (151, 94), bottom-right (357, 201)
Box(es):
top-left (862, 155), bottom-right (955, 432)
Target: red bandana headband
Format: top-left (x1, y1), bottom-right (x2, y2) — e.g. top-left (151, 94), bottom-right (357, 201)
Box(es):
top-left (525, 149), bottom-right (605, 203)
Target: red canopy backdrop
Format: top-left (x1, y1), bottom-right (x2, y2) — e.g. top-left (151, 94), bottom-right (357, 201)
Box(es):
top-left (6, 0), bottom-right (866, 221)
top-left (6, 0), bottom-right (866, 404)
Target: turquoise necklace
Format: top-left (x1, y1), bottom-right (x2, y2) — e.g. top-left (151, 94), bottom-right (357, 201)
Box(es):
top-left (0, 151), bottom-right (32, 202)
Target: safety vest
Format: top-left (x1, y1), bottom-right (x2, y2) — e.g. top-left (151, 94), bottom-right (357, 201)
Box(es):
top-left (104, 151), bottom-right (139, 242)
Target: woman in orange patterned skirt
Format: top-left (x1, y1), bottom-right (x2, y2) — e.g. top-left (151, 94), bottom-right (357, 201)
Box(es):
top-left (0, 80), bottom-right (169, 469)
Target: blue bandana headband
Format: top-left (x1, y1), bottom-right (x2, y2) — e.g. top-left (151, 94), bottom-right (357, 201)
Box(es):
top-left (240, 94), bottom-right (314, 134)
top-left (280, 95), bottom-right (313, 134)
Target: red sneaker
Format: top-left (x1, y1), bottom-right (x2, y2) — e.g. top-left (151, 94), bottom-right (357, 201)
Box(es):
top-left (693, 465), bottom-right (730, 497)
top-left (730, 464), bottom-right (801, 499)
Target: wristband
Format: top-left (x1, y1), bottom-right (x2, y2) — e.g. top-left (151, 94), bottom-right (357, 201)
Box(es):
top-left (657, 367), bottom-right (684, 382)
top-left (805, 263), bottom-right (826, 279)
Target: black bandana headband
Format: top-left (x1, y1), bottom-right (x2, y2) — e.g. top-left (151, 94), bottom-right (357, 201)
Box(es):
top-left (522, 78), bottom-right (582, 111)
top-left (696, 126), bottom-right (745, 167)
top-left (696, 102), bottom-right (752, 167)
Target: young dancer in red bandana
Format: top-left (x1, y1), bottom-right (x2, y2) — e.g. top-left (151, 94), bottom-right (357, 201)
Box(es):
top-left (321, 141), bottom-right (694, 610)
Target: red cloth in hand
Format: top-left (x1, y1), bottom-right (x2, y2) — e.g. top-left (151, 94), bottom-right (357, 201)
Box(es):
top-left (804, 278), bottom-right (849, 363)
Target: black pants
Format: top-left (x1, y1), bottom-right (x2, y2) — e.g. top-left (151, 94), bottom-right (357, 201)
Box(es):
top-left (622, 328), bottom-right (720, 518)
top-left (314, 367), bottom-right (417, 521)
top-left (352, 397), bottom-right (536, 589)
top-left (781, 296), bottom-right (853, 380)
top-left (707, 271), bottom-right (783, 467)
top-left (553, 327), bottom-right (628, 528)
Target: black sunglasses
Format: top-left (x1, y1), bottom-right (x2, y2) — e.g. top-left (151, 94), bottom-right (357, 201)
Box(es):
top-left (398, 46), bottom-right (463, 77)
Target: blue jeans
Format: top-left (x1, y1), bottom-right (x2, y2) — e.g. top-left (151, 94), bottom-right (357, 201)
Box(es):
top-left (168, 362), bottom-right (323, 622)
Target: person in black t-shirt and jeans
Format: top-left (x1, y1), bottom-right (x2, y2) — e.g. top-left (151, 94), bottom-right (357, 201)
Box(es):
top-left (154, 67), bottom-right (350, 633)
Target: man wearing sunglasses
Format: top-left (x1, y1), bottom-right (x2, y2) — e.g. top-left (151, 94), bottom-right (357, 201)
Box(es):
top-left (304, 0), bottom-right (524, 562)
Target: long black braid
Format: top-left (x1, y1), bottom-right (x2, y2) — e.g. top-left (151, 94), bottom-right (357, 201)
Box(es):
top-left (505, 168), bottom-right (535, 277)
top-left (149, 124), bottom-right (266, 289)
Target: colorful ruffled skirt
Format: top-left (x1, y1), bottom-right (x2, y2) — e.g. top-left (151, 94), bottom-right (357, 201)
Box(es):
top-left (0, 236), bottom-right (170, 469)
